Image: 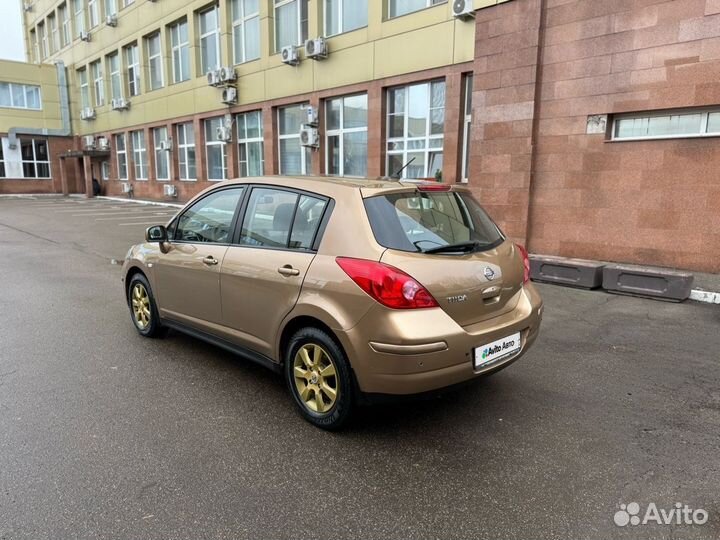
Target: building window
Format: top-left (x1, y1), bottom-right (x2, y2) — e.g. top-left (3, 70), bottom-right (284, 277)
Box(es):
top-left (389, 0), bottom-right (445, 18)
top-left (274, 0), bottom-right (308, 51)
top-left (386, 80), bottom-right (445, 179)
top-left (130, 130), bottom-right (148, 180)
top-left (125, 43), bottom-right (140, 96)
top-left (169, 19), bottom-right (190, 83)
top-left (0, 82), bottom-right (42, 110)
top-left (90, 60), bottom-right (104, 106)
top-left (106, 0), bottom-right (117, 16)
top-left (101, 160), bottom-right (110, 180)
top-left (0, 144), bottom-right (5, 178)
top-left (88, 0), bottom-right (99, 27)
top-left (115, 133), bottom-right (127, 179)
top-left (73, 0), bottom-right (85, 35)
top-left (326, 93), bottom-right (368, 177)
top-left (49, 14), bottom-right (59, 53)
top-left (205, 117), bottom-right (228, 181)
top-left (153, 126), bottom-right (170, 181)
top-left (236, 110), bottom-right (264, 177)
top-left (107, 52), bottom-right (122, 100)
top-left (29, 29), bottom-right (38, 63)
top-left (461, 73), bottom-right (472, 182)
top-left (146, 33), bottom-right (164, 91)
top-left (177, 122), bottom-right (196, 180)
top-left (58, 4), bottom-right (70, 47)
top-left (325, 0), bottom-right (367, 36)
top-left (78, 69), bottom-right (90, 109)
top-left (613, 108), bottom-right (720, 141)
top-left (20, 139), bottom-right (50, 178)
top-left (231, 0), bottom-right (260, 64)
top-left (199, 5), bottom-right (221, 75)
top-left (38, 23), bottom-right (48, 59)
top-left (123, 0), bottom-right (134, 6)
top-left (278, 104), bottom-right (310, 175)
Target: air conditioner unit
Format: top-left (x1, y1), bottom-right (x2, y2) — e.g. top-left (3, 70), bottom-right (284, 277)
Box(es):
top-left (80, 107), bottom-right (96, 120)
top-left (299, 126), bottom-right (319, 148)
top-left (281, 45), bottom-right (300, 66)
top-left (206, 69), bottom-right (221, 87)
top-left (82, 135), bottom-right (96, 150)
top-left (111, 97), bottom-right (130, 110)
top-left (305, 105), bottom-right (319, 127)
top-left (304, 38), bottom-right (328, 60)
top-left (159, 139), bottom-right (172, 151)
top-left (219, 66), bottom-right (236, 84)
top-left (80, 30), bottom-right (91, 42)
top-left (221, 87), bottom-right (237, 105)
top-left (452, 0), bottom-right (475, 20)
top-left (163, 184), bottom-right (177, 197)
top-left (106, 14), bottom-right (117, 26)
top-left (23, 2), bottom-right (33, 12)
top-left (96, 136), bottom-right (110, 151)
top-left (216, 125), bottom-right (232, 143)
top-left (121, 182), bottom-right (133, 193)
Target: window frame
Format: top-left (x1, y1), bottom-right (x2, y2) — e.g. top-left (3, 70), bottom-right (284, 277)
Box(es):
top-left (325, 93), bottom-right (368, 177)
top-left (169, 19), bottom-right (190, 83)
top-left (388, 0), bottom-right (445, 19)
top-left (231, 0), bottom-right (260, 65)
top-left (115, 133), bottom-right (128, 179)
top-left (198, 4), bottom-right (221, 75)
top-left (78, 68), bottom-right (90, 109)
top-left (277, 103), bottom-right (310, 176)
top-left (171, 185), bottom-right (247, 245)
top-left (324, 0), bottom-right (367, 37)
top-left (0, 143), bottom-right (5, 178)
top-left (176, 122), bottom-right (196, 181)
top-left (38, 22), bottom-right (48, 59)
top-left (59, 3), bottom-right (71, 47)
top-left (204, 117), bottom-right (229, 181)
top-left (90, 59), bottom-right (105, 107)
top-left (130, 129), bottom-right (148, 180)
top-left (107, 52), bottom-right (122, 100)
top-left (88, 0), bottom-right (99, 28)
top-left (273, 0), bottom-right (308, 52)
top-left (146, 32), bottom-right (164, 91)
top-left (105, 0), bottom-right (117, 16)
top-left (19, 139), bottom-right (51, 179)
top-left (48, 14), bottom-right (59, 53)
top-left (73, 0), bottom-right (85, 35)
top-left (125, 43), bottom-right (141, 97)
top-left (611, 107), bottom-right (720, 142)
top-left (236, 110), bottom-right (264, 177)
top-left (460, 73), bottom-right (473, 182)
top-left (153, 126), bottom-right (171, 181)
top-left (0, 82), bottom-right (42, 110)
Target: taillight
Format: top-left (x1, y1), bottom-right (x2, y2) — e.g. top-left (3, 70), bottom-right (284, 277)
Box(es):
top-left (417, 184), bottom-right (451, 192)
top-left (336, 257), bottom-right (439, 309)
top-left (516, 244), bottom-right (530, 284)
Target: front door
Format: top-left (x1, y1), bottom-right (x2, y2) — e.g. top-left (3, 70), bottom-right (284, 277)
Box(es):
top-left (220, 187), bottom-right (329, 358)
top-left (154, 186), bottom-right (245, 330)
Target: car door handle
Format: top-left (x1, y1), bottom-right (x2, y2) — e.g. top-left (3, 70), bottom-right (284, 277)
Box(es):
top-left (202, 255), bottom-right (219, 266)
top-left (278, 265), bottom-right (300, 277)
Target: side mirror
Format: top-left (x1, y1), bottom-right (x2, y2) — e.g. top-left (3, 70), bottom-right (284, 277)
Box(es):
top-left (145, 225), bottom-right (168, 243)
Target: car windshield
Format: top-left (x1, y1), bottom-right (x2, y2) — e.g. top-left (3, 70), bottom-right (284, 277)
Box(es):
top-left (364, 190), bottom-right (505, 253)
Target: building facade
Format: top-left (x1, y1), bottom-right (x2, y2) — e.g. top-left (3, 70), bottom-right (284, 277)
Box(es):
top-left (5, 0), bottom-right (720, 273)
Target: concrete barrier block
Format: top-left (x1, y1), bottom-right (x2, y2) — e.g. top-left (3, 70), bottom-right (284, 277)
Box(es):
top-left (529, 255), bottom-right (605, 289)
top-left (602, 264), bottom-right (694, 302)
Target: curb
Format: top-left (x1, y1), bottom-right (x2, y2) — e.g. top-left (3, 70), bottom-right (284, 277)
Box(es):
top-left (689, 290), bottom-right (720, 305)
top-left (95, 196), bottom-right (183, 209)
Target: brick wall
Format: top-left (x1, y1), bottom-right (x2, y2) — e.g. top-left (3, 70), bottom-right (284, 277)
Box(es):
top-left (471, 0), bottom-right (720, 273)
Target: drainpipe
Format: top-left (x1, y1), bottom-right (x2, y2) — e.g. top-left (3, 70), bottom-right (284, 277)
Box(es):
top-left (7, 60), bottom-right (71, 149)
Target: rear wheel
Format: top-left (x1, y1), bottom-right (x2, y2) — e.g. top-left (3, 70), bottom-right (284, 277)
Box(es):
top-left (285, 327), bottom-right (354, 430)
top-left (128, 274), bottom-right (163, 338)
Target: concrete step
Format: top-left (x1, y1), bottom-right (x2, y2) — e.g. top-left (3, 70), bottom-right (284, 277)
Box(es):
top-left (602, 264), bottom-right (694, 302)
top-left (529, 255), bottom-right (605, 289)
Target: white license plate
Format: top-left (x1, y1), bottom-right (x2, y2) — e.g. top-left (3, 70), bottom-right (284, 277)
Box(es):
top-left (474, 332), bottom-right (521, 369)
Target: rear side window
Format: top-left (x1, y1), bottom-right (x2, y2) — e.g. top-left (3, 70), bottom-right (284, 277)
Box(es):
top-left (364, 191), bottom-right (504, 253)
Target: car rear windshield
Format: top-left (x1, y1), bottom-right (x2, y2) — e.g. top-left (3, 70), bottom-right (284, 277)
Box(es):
top-left (364, 190), bottom-right (505, 253)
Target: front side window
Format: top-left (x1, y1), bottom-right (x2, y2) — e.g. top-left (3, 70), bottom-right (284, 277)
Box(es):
top-left (20, 139), bottom-right (51, 178)
top-left (274, 0), bottom-right (308, 51)
top-left (125, 43), bottom-right (140, 96)
top-left (0, 82), bottom-right (42, 110)
top-left (153, 126), bottom-right (170, 181)
top-left (386, 80), bottom-right (446, 179)
top-left (613, 108), bottom-right (720, 140)
top-left (115, 133), bottom-right (127, 179)
top-left (325, 0), bottom-right (367, 36)
top-left (326, 93), bottom-right (367, 177)
top-left (278, 104), bottom-right (310, 175)
top-left (170, 19), bottom-right (190, 83)
top-left (461, 74), bottom-right (473, 181)
top-left (78, 69), bottom-right (90, 109)
top-left (130, 130), bottom-right (148, 180)
top-left (73, 0), bottom-right (85, 35)
top-left (205, 117), bottom-right (228, 181)
top-left (177, 122), bottom-right (196, 180)
top-left (389, 0), bottom-right (445, 18)
top-left (236, 110), bottom-right (264, 177)
top-left (59, 4), bottom-right (70, 47)
top-left (199, 5), bottom-right (221, 75)
top-left (88, 0), bottom-right (99, 27)
top-left (146, 33), bottom-right (164, 91)
top-left (91, 60), bottom-right (104, 106)
top-left (231, 0), bottom-right (260, 64)
top-left (174, 188), bottom-right (244, 243)
top-left (107, 52), bottom-right (121, 99)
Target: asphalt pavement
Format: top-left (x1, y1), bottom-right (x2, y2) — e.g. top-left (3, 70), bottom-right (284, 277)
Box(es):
top-left (0, 195), bottom-right (718, 540)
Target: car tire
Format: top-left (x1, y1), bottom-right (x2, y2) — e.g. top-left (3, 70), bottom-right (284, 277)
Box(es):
top-left (285, 327), bottom-right (354, 430)
top-left (127, 273), bottom-right (163, 338)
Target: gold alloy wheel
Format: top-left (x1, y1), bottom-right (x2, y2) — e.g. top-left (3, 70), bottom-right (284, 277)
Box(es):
top-left (131, 283), bottom-right (151, 330)
top-left (293, 344), bottom-right (339, 414)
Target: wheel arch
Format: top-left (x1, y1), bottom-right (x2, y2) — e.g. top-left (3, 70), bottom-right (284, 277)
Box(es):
top-left (278, 315), bottom-right (348, 367)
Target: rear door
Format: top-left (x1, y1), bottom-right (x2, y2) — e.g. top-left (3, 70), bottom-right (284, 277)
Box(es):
top-left (220, 187), bottom-right (330, 358)
top-left (364, 188), bottom-right (524, 327)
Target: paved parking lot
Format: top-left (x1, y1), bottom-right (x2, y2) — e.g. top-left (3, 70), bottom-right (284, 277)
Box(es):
top-left (0, 195), bottom-right (718, 540)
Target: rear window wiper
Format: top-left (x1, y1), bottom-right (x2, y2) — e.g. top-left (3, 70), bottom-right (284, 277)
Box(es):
top-left (423, 241), bottom-right (482, 254)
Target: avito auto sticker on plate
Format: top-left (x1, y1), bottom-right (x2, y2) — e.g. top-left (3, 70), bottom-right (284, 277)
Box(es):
top-left (474, 332), bottom-right (521, 369)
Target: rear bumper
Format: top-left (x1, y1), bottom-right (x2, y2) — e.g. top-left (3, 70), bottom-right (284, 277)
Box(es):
top-left (340, 283), bottom-right (543, 395)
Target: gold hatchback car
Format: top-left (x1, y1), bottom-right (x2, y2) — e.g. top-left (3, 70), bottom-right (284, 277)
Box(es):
top-left (122, 177), bottom-right (543, 429)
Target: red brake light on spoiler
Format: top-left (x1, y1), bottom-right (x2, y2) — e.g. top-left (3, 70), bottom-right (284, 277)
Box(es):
top-left (416, 184), bottom-right (452, 192)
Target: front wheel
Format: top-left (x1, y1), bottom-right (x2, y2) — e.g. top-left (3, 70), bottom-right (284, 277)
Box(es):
top-left (285, 328), bottom-right (354, 430)
top-left (127, 274), bottom-right (163, 338)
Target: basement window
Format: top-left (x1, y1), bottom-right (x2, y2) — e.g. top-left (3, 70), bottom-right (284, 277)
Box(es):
top-left (612, 108), bottom-right (720, 141)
